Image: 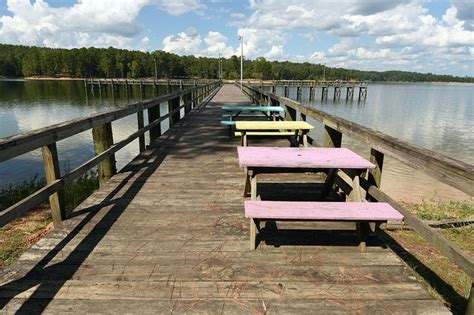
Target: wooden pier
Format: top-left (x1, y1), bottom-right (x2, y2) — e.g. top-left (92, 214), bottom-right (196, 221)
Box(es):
top-left (255, 80), bottom-right (368, 101)
top-left (0, 84), bottom-right (471, 313)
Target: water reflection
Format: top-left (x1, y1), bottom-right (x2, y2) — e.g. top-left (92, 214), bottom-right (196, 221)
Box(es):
top-left (272, 83), bottom-right (473, 201)
top-left (0, 80), bottom-right (173, 186)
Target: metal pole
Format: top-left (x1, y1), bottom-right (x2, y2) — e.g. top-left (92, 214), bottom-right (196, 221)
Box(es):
top-left (323, 63), bottom-right (326, 81)
top-left (239, 36), bottom-right (243, 90)
top-left (154, 57), bottom-right (158, 81)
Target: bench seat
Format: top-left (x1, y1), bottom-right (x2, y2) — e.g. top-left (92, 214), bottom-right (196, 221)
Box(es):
top-left (245, 201), bottom-right (403, 221)
top-left (235, 131), bottom-right (296, 137)
top-left (245, 200), bottom-right (403, 250)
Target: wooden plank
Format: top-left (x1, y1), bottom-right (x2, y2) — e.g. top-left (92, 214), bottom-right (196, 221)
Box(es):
top-left (244, 201), bottom-right (403, 221)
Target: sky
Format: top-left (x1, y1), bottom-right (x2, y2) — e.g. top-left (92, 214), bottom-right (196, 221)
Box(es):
top-left (0, 0), bottom-right (473, 76)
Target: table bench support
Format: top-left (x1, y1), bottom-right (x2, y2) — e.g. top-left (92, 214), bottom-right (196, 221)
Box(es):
top-left (348, 176), bottom-right (370, 252)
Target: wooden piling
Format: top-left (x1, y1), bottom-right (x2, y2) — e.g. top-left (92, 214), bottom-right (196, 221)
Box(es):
top-left (41, 143), bottom-right (66, 224)
top-left (321, 86), bottom-right (328, 100)
top-left (92, 123), bottom-right (117, 186)
top-left (346, 86), bottom-right (354, 100)
top-left (333, 86), bottom-right (341, 100)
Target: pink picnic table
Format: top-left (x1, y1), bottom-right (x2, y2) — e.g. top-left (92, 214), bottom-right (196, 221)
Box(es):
top-left (237, 146), bottom-right (375, 200)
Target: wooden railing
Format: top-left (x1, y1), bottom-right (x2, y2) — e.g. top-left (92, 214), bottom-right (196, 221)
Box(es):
top-left (240, 82), bottom-right (474, 311)
top-left (0, 81), bottom-right (222, 228)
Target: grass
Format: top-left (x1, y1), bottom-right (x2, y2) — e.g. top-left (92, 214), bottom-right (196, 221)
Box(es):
top-left (388, 198), bottom-right (474, 314)
top-left (0, 173), bottom-right (99, 269)
top-left (402, 198), bottom-right (474, 221)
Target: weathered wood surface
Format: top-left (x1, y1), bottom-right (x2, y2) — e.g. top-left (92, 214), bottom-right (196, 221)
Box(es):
top-left (238, 147), bottom-right (375, 169)
top-left (245, 201), bottom-right (404, 221)
top-left (0, 84), bottom-right (448, 314)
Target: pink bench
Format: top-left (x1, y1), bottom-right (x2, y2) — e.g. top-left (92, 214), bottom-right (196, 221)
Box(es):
top-left (245, 200), bottom-right (403, 250)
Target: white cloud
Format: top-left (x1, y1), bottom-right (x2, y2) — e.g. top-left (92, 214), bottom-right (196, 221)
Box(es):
top-left (162, 28), bottom-right (237, 57)
top-left (162, 27), bottom-right (203, 55)
top-left (264, 45), bottom-right (284, 60)
top-left (204, 31), bottom-right (235, 57)
top-left (0, 0), bottom-right (203, 48)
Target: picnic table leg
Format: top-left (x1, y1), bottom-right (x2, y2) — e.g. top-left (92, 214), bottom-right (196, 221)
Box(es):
top-left (250, 172), bottom-right (258, 200)
top-left (250, 218), bottom-right (259, 250)
top-left (349, 176), bottom-right (369, 252)
top-left (321, 168), bottom-right (337, 199)
top-left (243, 133), bottom-right (248, 146)
top-left (302, 132), bottom-right (309, 147)
top-left (243, 169), bottom-right (251, 197)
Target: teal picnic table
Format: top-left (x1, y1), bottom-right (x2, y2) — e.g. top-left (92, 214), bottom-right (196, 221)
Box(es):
top-left (220, 105), bottom-right (285, 137)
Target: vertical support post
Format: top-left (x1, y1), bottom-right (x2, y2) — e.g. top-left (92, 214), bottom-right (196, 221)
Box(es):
top-left (169, 96), bottom-right (180, 127)
top-left (148, 104), bottom-right (161, 143)
top-left (137, 110), bottom-right (145, 152)
top-left (367, 148), bottom-right (384, 195)
top-left (322, 125), bottom-right (342, 148)
top-left (309, 86), bottom-right (313, 100)
top-left (296, 86), bottom-right (301, 100)
top-left (42, 143), bottom-right (66, 224)
top-left (284, 104), bottom-right (297, 122)
top-left (184, 92), bottom-right (192, 115)
top-left (92, 123), bottom-right (116, 186)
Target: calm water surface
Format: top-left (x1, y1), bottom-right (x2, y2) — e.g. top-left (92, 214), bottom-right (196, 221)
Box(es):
top-left (273, 83), bottom-right (473, 201)
top-left (0, 80), bottom-right (472, 201)
top-left (0, 79), bottom-right (175, 186)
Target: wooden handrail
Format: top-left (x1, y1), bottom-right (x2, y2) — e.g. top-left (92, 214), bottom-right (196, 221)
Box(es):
top-left (0, 81), bottom-right (222, 227)
top-left (240, 82), bottom-right (474, 285)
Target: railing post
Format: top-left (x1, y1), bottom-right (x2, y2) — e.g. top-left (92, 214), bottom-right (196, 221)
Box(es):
top-left (169, 96), bottom-right (180, 127)
top-left (284, 104), bottom-right (297, 122)
top-left (148, 104), bottom-right (161, 143)
top-left (322, 125), bottom-right (342, 148)
top-left (368, 148), bottom-right (384, 188)
top-left (184, 91), bottom-right (192, 115)
top-left (92, 122), bottom-right (116, 186)
top-left (137, 110), bottom-right (145, 152)
top-left (42, 143), bottom-right (66, 224)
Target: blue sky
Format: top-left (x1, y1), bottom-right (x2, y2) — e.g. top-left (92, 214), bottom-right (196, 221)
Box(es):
top-left (0, 0), bottom-right (473, 76)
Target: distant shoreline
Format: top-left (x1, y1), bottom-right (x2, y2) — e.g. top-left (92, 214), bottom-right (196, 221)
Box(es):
top-left (0, 76), bottom-right (472, 84)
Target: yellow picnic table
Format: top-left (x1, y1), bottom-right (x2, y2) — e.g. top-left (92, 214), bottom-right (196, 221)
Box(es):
top-left (235, 121), bottom-right (314, 147)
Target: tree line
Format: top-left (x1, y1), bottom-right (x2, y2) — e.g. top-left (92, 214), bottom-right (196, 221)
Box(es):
top-left (0, 44), bottom-right (472, 83)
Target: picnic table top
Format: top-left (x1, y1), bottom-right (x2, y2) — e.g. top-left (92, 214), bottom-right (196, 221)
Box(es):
top-left (221, 106), bottom-right (284, 112)
top-left (244, 201), bottom-right (404, 221)
top-left (235, 121), bottom-right (314, 130)
top-left (237, 147), bottom-right (375, 169)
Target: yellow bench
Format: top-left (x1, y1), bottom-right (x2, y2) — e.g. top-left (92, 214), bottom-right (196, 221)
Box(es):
top-left (235, 121), bottom-right (314, 147)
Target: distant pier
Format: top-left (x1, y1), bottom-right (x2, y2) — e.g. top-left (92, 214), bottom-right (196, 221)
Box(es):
top-left (252, 79), bottom-right (368, 101)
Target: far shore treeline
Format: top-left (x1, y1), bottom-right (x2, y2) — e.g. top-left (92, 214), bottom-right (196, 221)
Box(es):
top-left (1, 44), bottom-right (472, 83)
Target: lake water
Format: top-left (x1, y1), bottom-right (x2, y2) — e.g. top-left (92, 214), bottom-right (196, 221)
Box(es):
top-left (270, 83), bottom-right (473, 201)
top-left (0, 79), bottom-right (176, 187)
top-left (0, 80), bottom-right (472, 202)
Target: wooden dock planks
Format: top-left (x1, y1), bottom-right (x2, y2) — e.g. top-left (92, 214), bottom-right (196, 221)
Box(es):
top-left (0, 84), bottom-right (449, 314)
